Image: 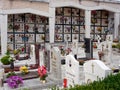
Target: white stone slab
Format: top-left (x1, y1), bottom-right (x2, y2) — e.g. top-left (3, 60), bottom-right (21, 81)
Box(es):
top-left (84, 60), bottom-right (112, 83)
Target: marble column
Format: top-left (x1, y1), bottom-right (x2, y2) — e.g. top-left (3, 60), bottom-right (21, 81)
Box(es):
top-left (0, 14), bottom-right (8, 55)
top-left (85, 10), bottom-right (91, 38)
top-left (49, 7), bottom-right (55, 43)
top-left (114, 12), bottom-right (120, 39)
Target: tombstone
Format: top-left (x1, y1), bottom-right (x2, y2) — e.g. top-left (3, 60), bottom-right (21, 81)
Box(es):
top-left (84, 60), bottom-right (112, 83)
top-left (30, 45), bottom-right (36, 65)
top-left (64, 35), bottom-right (69, 50)
top-left (50, 47), bottom-right (62, 79)
top-left (106, 35), bottom-right (113, 42)
top-left (77, 47), bottom-right (86, 58)
top-left (64, 55), bottom-right (79, 87)
top-left (39, 49), bottom-right (44, 66)
top-left (97, 35), bottom-right (112, 62)
top-left (72, 39), bottom-right (78, 59)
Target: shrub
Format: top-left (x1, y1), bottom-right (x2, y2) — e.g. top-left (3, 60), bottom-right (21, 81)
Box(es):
top-left (62, 73), bottom-right (120, 90)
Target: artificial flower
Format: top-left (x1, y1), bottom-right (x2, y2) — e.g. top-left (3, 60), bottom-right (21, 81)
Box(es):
top-left (19, 66), bottom-right (29, 74)
top-left (38, 66), bottom-right (47, 80)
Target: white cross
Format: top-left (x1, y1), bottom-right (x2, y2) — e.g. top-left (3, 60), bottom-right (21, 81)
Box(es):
top-left (97, 35), bottom-right (101, 44)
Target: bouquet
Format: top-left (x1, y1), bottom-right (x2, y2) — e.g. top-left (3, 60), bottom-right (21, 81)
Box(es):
top-left (19, 66), bottom-right (29, 74)
top-left (38, 66), bottom-right (47, 80)
top-left (7, 76), bottom-right (23, 88)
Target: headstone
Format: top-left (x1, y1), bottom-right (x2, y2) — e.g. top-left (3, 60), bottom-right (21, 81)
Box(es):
top-left (39, 50), bottom-right (44, 66)
top-left (30, 45), bottom-right (36, 64)
top-left (72, 39), bottom-right (78, 59)
top-left (64, 35), bottom-right (69, 50)
top-left (64, 55), bottom-right (79, 87)
top-left (84, 60), bottom-right (112, 83)
top-left (97, 35), bottom-right (112, 62)
top-left (50, 47), bottom-right (62, 79)
top-left (77, 47), bottom-right (86, 58)
top-left (106, 35), bottom-right (113, 42)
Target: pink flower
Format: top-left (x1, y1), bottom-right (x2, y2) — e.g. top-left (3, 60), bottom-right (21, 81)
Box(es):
top-left (38, 66), bottom-right (47, 80)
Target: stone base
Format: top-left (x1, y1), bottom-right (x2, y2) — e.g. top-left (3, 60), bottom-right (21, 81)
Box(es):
top-left (3, 77), bottom-right (63, 90)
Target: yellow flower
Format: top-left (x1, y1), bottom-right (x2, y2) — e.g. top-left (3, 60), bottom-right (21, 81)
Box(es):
top-left (19, 66), bottom-right (29, 74)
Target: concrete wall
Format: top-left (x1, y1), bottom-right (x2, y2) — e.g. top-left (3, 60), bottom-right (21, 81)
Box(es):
top-left (1, 0), bottom-right (49, 12)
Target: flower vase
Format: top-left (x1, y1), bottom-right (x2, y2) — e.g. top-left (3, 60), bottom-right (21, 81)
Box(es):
top-left (40, 79), bottom-right (46, 84)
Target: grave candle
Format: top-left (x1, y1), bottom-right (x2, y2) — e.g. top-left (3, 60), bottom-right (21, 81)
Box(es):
top-left (63, 78), bottom-right (67, 88)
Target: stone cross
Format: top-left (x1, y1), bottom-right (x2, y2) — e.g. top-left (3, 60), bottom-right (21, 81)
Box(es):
top-left (91, 63), bottom-right (94, 73)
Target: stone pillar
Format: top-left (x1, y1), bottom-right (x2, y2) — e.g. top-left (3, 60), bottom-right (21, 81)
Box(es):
top-left (49, 7), bottom-right (55, 43)
top-left (85, 10), bottom-right (91, 38)
top-left (114, 12), bottom-right (120, 39)
top-left (0, 14), bottom-right (8, 55)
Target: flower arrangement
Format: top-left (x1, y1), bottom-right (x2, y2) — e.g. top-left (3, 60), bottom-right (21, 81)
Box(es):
top-left (38, 66), bottom-right (47, 81)
top-left (7, 76), bottom-right (23, 88)
top-left (19, 66), bottom-right (29, 74)
top-left (13, 49), bottom-right (21, 55)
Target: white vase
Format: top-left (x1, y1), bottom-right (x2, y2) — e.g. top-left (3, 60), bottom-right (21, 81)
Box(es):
top-left (40, 80), bottom-right (46, 84)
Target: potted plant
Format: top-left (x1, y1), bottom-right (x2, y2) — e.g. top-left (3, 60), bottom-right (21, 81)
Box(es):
top-left (0, 51), bottom-right (13, 65)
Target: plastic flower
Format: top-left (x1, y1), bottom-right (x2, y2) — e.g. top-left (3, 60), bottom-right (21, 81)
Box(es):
top-left (38, 66), bottom-right (47, 80)
top-left (19, 66), bottom-right (29, 74)
top-left (7, 76), bottom-right (23, 88)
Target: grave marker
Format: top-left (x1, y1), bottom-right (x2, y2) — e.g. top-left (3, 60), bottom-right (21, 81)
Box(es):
top-left (84, 60), bottom-right (112, 83)
top-left (64, 55), bottom-right (79, 87)
top-left (50, 47), bottom-right (62, 79)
